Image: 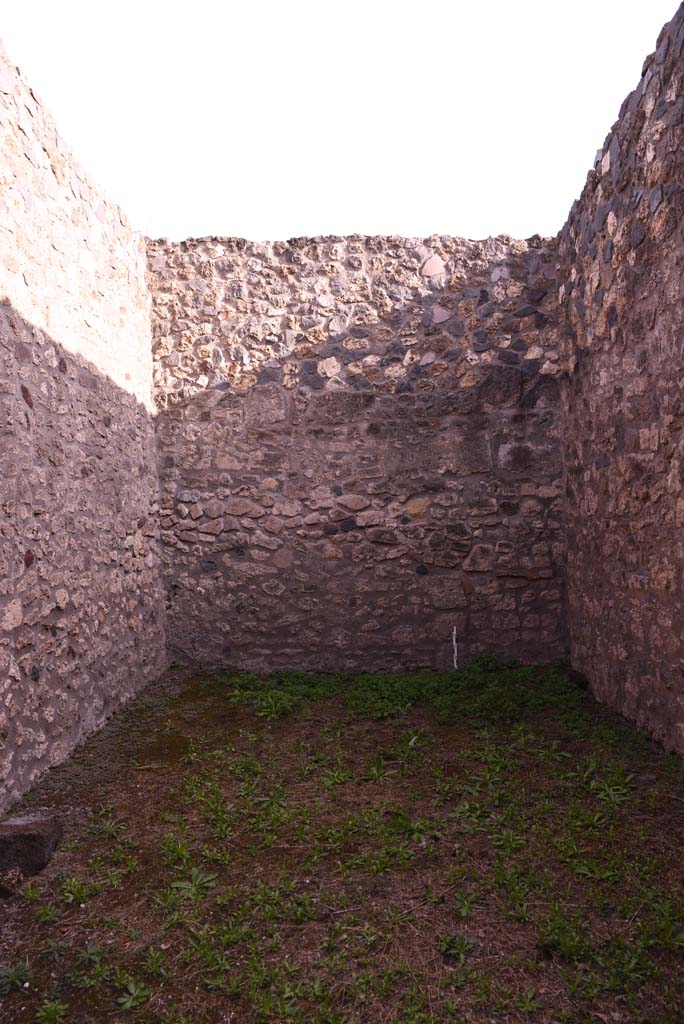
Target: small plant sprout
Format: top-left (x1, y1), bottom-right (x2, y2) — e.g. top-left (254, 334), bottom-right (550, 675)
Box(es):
top-left (34, 1002), bottom-right (68, 1024)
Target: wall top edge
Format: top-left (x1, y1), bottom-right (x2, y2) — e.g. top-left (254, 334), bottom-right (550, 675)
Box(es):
top-left (146, 233), bottom-right (558, 250)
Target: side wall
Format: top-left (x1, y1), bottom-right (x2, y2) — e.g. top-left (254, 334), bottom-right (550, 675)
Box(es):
top-left (558, 7), bottom-right (684, 750)
top-left (149, 235), bottom-right (566, 672)
top-left (0, 43), bottom-right (166, 812)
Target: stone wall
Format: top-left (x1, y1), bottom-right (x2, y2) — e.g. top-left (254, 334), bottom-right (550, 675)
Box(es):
top-left (558, 6), bottom-right (684, 751)
top-left (149, 235), bottom-right (566, 672)
top-left (0, 41), bottom-right (166, 812)
top-left (5, 4), bottom-right (684, 812)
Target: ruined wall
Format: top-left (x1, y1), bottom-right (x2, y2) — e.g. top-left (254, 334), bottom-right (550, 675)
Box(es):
top-left (149, 235), bottom-right (566, 672)
top-left (0, 42), bottom-right (166, 812)
top-left (558, 7), bottom-right (684, 751)
top-left (6, 3), bottom-right (684, 812)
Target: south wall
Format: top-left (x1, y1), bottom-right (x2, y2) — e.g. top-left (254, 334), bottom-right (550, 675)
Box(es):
top-left (149, 234), bottom-right (566, 672)
top-left (0, 42), bottom-right (166, 812)
top-left (558, 6), bottom-right (684, 750)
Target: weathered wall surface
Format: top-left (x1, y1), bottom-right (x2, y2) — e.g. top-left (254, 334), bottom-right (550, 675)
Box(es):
top-left (5, 2), bottom-right (684, 810)
top-left (0, 42), bottom-right (166, 812)
top-left (558, 7), bottom-right (684, 750)
top-left (149, 235), bottom-right (566, 672)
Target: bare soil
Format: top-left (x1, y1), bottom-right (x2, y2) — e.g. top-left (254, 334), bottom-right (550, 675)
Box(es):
top-left (1, 663), bottom-right (684, 1024)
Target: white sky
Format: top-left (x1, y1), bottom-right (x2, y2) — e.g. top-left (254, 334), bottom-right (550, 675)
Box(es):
top-left (1, 1), bottom-right (677, 241)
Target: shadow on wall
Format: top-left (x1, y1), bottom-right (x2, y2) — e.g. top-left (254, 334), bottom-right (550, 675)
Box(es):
top-left (152, 239), bottom-right (568, 674)
top-left (0, 299), bottom-right (166, 814)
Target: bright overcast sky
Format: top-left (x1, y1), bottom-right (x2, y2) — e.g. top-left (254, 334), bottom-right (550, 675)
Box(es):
top-left (1, 1), bottom-right (677, 241)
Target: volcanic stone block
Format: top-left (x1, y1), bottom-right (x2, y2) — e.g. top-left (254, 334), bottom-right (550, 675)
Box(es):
top-left (0, 814), bottom-right (63, 875)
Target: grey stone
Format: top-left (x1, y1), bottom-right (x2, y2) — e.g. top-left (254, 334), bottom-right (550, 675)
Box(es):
top-left (0, 814), bottom-right (63, 875)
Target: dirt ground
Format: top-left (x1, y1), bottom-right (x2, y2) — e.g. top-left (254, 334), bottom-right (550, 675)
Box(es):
top-left (1, 660), bottom-right (684, 1024)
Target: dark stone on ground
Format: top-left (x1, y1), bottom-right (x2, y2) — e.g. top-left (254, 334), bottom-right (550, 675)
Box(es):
top-left (0, 813), bottom-right (63, 876)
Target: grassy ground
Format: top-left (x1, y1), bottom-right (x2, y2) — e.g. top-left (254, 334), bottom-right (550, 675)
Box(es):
top-left (2, 658), bottom-right (684, 1024)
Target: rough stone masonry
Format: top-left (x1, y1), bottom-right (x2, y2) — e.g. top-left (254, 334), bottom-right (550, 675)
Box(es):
top-left (2, 6), bottom-right (684, 813)
top-left (149, 235), bottom-right (564, 673)
top-left (0, 39), bottom-right (165, 814)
